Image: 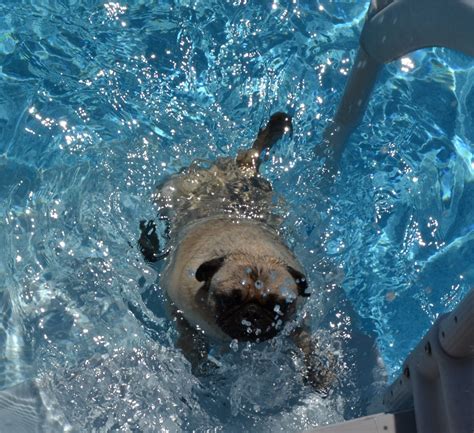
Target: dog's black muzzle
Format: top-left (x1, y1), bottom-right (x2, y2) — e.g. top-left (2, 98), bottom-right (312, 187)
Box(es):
top-left (217, 301), bottom-right (283, 342)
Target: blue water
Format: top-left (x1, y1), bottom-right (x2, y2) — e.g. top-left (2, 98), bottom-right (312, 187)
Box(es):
top-left (1, 1), bottom-right (473, 432)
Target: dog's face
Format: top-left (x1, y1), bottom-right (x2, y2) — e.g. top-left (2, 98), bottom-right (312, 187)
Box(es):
top-left (194, 255), bottom-right (309, 342)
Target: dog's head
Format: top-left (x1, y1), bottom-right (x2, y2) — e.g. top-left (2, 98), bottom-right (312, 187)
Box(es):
top-left (194, 254), bottom-right (310, 342)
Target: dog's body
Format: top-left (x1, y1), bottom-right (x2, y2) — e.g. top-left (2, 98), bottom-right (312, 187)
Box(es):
top-left (162, 217), bottom-right (305, 339)
top-left (140, 113), bottom-right (333, 389)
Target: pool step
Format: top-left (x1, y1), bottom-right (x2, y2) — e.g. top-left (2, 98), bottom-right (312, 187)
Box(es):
top-left (306, 410), bottom-right (416, 433)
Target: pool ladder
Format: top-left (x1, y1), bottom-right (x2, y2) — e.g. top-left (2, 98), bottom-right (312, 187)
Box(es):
top-left (317, 0), bottom-right (474, 171)
top-left (310, 1), bottom-right (474, 432)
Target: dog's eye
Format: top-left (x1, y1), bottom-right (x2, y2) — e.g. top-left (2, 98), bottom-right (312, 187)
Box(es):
top-left (215, 290), bottom-right (242, 310)
top-left (286, 266), bottom-right (310, 297)
top-left (231, 289), bottom-right (242, 303)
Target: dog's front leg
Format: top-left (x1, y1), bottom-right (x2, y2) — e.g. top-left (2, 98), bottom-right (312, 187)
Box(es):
top-left (174, 311), bottom-right (213, 375)
top-left (292, 322), bottom-right (337, 396)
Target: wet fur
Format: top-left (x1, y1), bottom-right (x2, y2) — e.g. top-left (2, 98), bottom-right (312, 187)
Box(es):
top-left (145, 113), bottom-right (335, 390)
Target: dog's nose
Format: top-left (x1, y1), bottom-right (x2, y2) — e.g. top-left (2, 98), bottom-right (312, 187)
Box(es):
top-left (244, 303), bottom-right (260, 315)
top-left (240, 302), bottom-right (269, 323)
top-left (238, 302), bottom-right (275, 334)
top-left (217, 301), bottom-right (280, 341)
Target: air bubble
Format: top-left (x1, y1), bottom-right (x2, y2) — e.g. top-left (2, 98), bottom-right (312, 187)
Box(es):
top-left (230, 339), bottom-right (239, 352)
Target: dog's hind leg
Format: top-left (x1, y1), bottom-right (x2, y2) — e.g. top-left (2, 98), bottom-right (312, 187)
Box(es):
top-left (236, 112), bottom-right (293, 173)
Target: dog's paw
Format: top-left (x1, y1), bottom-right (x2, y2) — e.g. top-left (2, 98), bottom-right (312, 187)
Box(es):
top-left (138, 220), bottom-right (160, 262)
top-left (302, 351), bottom-right (338, 397)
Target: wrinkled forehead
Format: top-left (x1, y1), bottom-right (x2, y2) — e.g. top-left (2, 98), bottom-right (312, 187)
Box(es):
top-left (195, 254), bottom-right (309, 299)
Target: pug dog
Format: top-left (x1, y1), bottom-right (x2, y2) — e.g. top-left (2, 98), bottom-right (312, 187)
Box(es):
top-left (139, 113), bottom-right (335, 391)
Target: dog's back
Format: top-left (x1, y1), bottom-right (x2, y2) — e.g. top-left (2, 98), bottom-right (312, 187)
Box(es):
top-left (154, 155), bottom-right (283, 241)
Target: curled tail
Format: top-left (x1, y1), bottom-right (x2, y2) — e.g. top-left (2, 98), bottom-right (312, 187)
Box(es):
top-left (237, 112), bottom-right (292, 173)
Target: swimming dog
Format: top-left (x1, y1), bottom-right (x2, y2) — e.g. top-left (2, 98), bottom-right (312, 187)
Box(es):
top-left (139, 113), bottom-right (334, 390)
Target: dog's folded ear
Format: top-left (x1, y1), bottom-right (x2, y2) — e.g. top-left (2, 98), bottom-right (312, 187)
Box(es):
top-left (287, 266), bottom-right (310, 297)
top-left (195, 256), bottom-right (226, 282)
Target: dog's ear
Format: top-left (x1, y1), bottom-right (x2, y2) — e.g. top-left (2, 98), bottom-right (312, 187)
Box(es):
top-left (287, 266), bottom-right (310, 297)
top-left (196, 256), bottom-right (226, 282)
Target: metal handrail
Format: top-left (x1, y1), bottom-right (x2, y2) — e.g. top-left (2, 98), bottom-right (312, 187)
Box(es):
top-left (318, 0), bottom-right (474, 170)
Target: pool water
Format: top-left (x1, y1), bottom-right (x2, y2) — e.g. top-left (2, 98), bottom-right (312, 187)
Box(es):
top-left (1, 1), bottom-right (473, 432)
